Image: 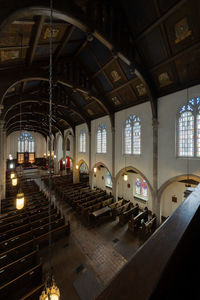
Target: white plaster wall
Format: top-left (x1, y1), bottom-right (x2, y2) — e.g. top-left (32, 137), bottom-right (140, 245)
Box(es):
top-left (93, 166), bottom-right (113, 194)
top-left (117, 172), bottom-right (152, 211)
top-left (160, 181), bottom-right (196, 218)
top-left (76, 124), bottom-right (89, 166)
top-left (115, 103), bottom-right (153, 186)
top-left (57, 134), bottom-right (63, 161)
top-left (91, 116), bottom-right (112, 174)
top-left (6, 131), bottom-right (46, 159)
top-left (158, 84), bottom-right (200, 189)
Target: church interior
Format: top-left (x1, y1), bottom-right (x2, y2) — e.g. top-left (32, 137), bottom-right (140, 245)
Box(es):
top-left (0, 0), bottom-right (200, 299)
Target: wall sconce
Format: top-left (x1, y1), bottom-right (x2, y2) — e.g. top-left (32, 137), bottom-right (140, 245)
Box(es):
top-left (9, 154), bottom-right (13, 160)
top-left (63, 161), bottom-right (66, 165)
top-left (94, 167), bottom-right (97, 173)
top-left (76, 165), bottom-right (79, 170)
top-left (10, 163), bottom-right (14, 169)
top-left (44, 153), bottom-right (46, 157)
top-left (54, 155), bottom-right (56, 158)
top-left (123, 174), bottom-right (128, 182)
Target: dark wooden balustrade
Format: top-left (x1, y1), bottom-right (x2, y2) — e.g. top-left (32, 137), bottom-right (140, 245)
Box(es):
top-left (97, 185), bottom-right (200, 300)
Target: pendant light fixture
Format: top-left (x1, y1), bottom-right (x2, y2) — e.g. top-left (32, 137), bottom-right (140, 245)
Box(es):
top-left (94, 167), bottom-right (97, 173)
top-left (16, 32), bottom-right (24, 210)
top-left (123, 155), bottom-right (128, 182)
top-left (12, 176), bottom-right (18, 186)
top-left (40, 1), bottom-right (60, 298)
top-left (10, 172), bottom-right (15, 179)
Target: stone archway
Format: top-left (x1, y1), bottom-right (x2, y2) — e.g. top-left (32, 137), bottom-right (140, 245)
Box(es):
top-left (90, 161), bottom-right (113, 192)
top-left (115, 166), bottom-right (153, 208)
top-left (158, 174), bottom-right (200, 222)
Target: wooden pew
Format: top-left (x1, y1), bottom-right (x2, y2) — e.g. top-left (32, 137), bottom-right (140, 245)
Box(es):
top-left (119, 203), bottom-right (139, 225)
top-left (139, 214), bottom-right (157, 236)
top-left (128, 207), bottom-right (148, 233)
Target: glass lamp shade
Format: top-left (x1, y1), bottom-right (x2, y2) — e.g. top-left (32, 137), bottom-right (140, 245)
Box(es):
top-left (76, 164), bottom-right (79, 170)
top-left (123, 174), bottom-right (128, 182)
top-left (16, 193), bottom-right (25, 210)
top-left (12, 177), bottom-right (18, 186)
top-left (94, 167), bottom-right (97, 173)
top-left (10, 172), bottom-right (15, 179)
top-left (40, 283), bottom-right (60, 300)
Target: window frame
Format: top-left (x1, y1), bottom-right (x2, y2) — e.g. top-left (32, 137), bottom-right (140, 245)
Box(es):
top-left (96, 124), bottom-right (107, 154)
top-left (124, 114), bottom-right (141, 156)
top-left (79, 129), bottom-right (86, 153)
top-left (177, 97), bottom-right (200, 158)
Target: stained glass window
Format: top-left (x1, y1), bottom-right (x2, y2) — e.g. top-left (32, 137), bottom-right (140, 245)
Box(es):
top-left (105, 171), bottom-right (112, 188)
top-left (18, 132), bottom-right (34, 153)
top-left (197, 113), bottom-right (200, 157)
top-left (178, 97), bottom-right (200, 157)
top-left (135, 178), bottom-right (141, 195)
top-left (79, 129), bottom-right (86, 153)
top-left (96, 124), bottom-right (107, 153)
top-left (141, 180), bottom-right (148, 197)
top-left (124, 115), bottom-right (141, 155)
top-left (79, 162), bottom-right (88, 174)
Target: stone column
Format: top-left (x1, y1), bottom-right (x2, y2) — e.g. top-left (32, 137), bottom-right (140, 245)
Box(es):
top-left (0, 120), bottom-right (6, 208)
top-left (73, 134), bottom-right (79, 183)
top-left (152, 118), bottom-right (160, 223)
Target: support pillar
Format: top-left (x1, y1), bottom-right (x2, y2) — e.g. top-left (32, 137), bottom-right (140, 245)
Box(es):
top-left (0, 121), bottom-right (6, 208)
top-left (111, 125), bottom-right (116, 200)
top-left (152, 118), bottom-right (160, 223)
top-left (73, 134), bottom-right (79, 183)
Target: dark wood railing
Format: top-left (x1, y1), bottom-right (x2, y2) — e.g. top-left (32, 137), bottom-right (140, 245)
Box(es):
top-left (97, 185), bottom-right (200, 300)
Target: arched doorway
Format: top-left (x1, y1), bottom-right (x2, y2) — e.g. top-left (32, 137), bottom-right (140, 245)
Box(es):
top-left (79, 161), bottom-right (89, 183)
top-left (115, 166), bottom-right (153, 211)
top-left (158, 174), bottom-right (200, 222)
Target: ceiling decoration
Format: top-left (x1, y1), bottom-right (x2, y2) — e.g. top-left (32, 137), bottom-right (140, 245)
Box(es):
top-left (0, 0), bottom-right (199, 136)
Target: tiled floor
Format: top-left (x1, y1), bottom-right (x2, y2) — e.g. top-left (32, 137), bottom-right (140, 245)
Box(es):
top-left (40, 195), bottom-right (144, 300)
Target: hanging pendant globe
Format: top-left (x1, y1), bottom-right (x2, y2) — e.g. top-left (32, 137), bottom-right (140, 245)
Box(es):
top-left (40, 282), bottom-right (60, 300)
top-left (12, 177), bottom-right (18, 186)
top-left (16, 192), bottom-right (24, 210)
top-left (10, 172), bottom-right (15, 179)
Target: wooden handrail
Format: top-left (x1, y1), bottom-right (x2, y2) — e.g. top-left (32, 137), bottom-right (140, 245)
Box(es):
top-left (97, 185), bottom-right (200, 300)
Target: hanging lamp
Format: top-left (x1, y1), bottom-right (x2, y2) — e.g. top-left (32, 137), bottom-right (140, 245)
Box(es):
top-left (94, 167), bottom-right (97, 173)
top-left (40, 0), bottom-right (60, 298)
top-left (16, 32), bottom-right (25, 210)
top-left (10, 172), bottom-right (15, 179)
top-left (12, 176), bottom-right (18, 187)
top-left (123, 174), bottom-right (128, 181)
top-left (76, 164), bottom-right (79, 170)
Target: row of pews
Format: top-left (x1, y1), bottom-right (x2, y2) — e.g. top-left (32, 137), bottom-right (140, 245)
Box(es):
top-left (43, 175), bottom-right (157, 235)
top-left (0, 178), bottom-right (70, 299)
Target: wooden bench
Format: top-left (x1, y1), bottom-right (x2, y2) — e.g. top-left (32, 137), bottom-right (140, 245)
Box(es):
top-left (119, 203), bottom-right (139, 225)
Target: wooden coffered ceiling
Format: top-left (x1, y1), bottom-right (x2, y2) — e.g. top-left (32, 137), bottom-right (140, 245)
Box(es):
top-left (0, 0), bottom-right (199, 136)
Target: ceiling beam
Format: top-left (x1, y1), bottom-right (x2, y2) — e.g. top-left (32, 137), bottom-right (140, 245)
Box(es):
top-left (135, 0), bottom-right (187, 42)
top-left (54, 25), bottom-right (75, 63)
top-left (7, 127), bottom-right (49, 138)
top-left (26, 15), bottom-right (45, 66)
top-left (74, 39), bottom-right (88, 57)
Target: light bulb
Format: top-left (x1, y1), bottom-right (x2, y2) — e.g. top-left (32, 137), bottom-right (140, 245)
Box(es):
top-left (94, 167), bottom-right (97, 173)
top-left (124, 174), bottom-right (128, 181)
top-left (10, 163), bottom-right (14, 169)
top-left (76, 165), bottom-right (79, 170)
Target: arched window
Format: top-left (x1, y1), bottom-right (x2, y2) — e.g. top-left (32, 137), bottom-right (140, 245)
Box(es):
top-left (97, 124), bottom-right (107, 153)
top-left (105, 171), bottom-right (112, 188)
top-left (66, 138), bottom-right (70, 151)
top-left (178, 97), bottom-right (200, 157)
top-left (124, 115), bottom-right (141, 155)
top-left (18, 132), bottom-right (34, 153)
top-left (79, 129), bottom-right (86, 153)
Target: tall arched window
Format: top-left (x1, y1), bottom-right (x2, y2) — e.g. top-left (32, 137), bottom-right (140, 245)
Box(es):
top-left (18, 132), bottom-right (34, 153)
top-left (178, 97), bottom-right (200, 157)
top-left (97, 124), bottom-right (107, 153)
top-left (79, 129), bottom-right (86, 153)
top-left (124, 115), bottom-right (141, 154)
